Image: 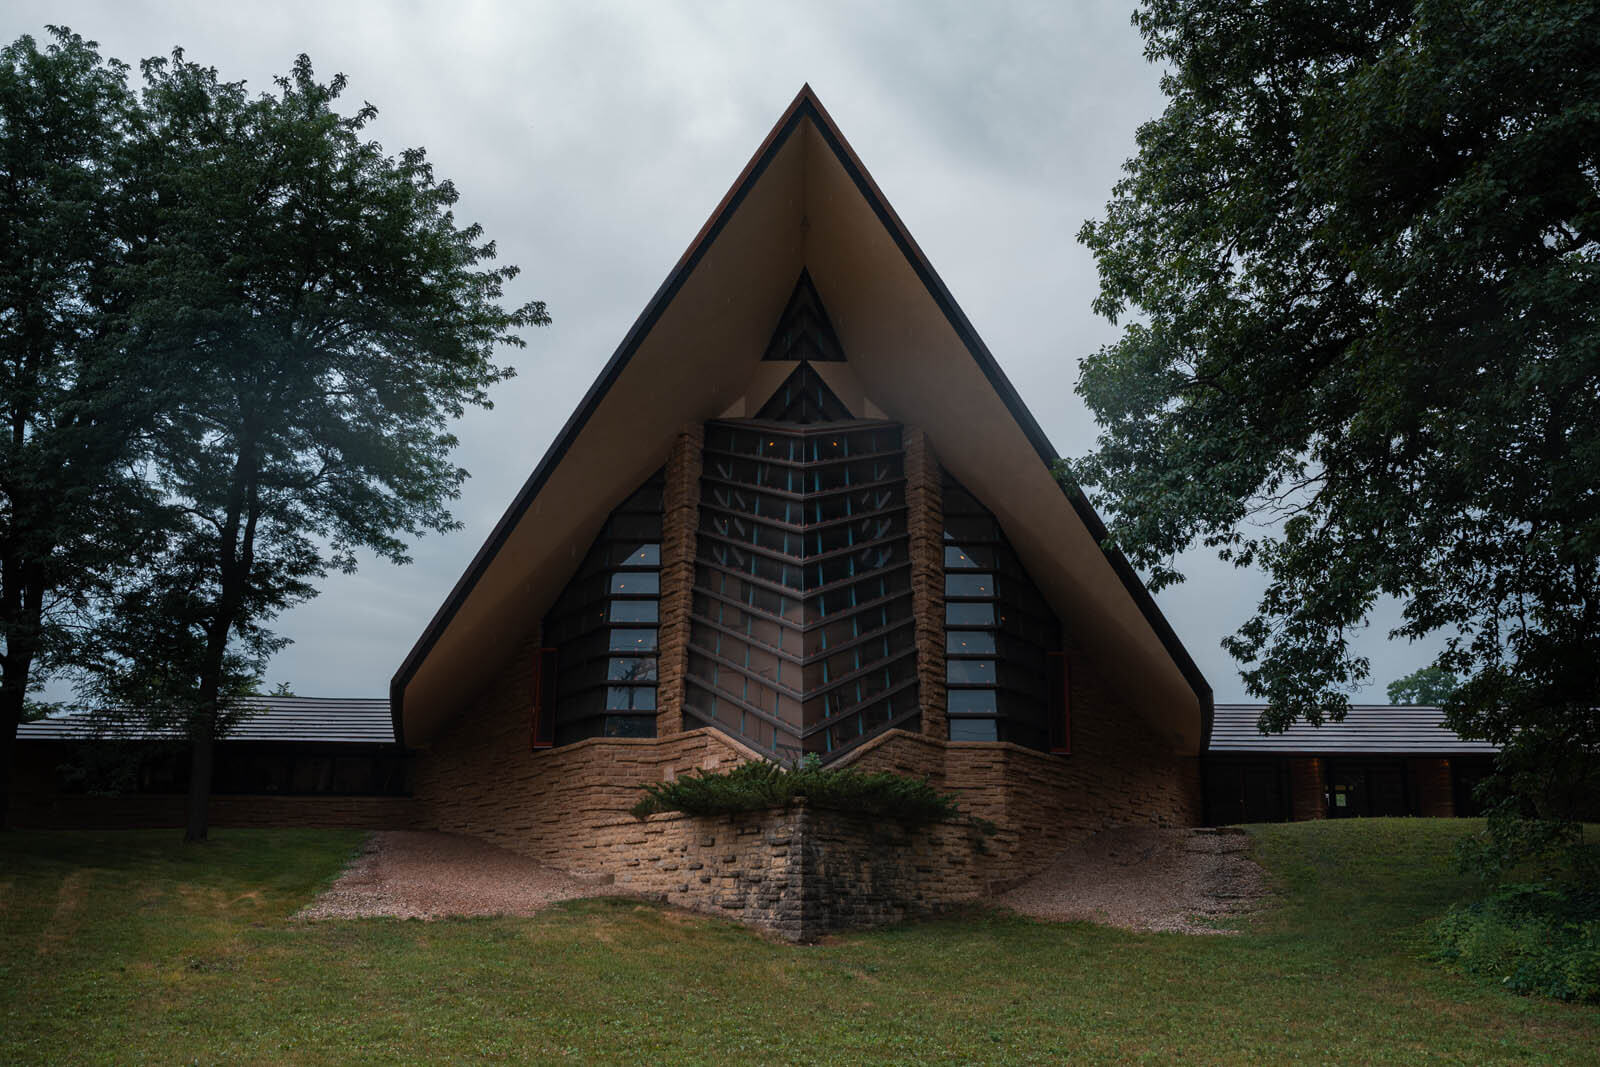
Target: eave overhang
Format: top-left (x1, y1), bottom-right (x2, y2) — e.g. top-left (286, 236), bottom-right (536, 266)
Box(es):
top-left (390, 86), bottom-right (1212, 752)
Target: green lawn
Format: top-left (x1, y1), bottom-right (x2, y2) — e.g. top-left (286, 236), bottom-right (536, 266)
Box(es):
top-left (1, 821), bottom-right (1596, 1064)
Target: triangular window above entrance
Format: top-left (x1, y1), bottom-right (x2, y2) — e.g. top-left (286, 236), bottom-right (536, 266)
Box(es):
top-left (754, 361), bottom-right (853, 424)
top-left (761, 271), bottom-right (846, 363)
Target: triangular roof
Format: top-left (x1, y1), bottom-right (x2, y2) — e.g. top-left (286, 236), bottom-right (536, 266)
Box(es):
top-left (391, 86), bottom-right (1211, 751)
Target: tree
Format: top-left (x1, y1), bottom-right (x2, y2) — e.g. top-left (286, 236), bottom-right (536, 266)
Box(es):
top-left (1070, 1), bottom-right (1600, 863)
top-left (0, 28), bottom-right (155, 827)
top-left (1387, 666), bottom-right (1458, 706)
top-left (93, 50), bottom-right (546, 841)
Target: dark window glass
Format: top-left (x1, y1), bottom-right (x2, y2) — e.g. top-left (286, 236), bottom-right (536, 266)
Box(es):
top-left (947, 631), bottom-right (996, 655)
top-left (609, 628), bottom-right (658, 653)
top-left (946, 573), bottom-right (995, 598)
top-left (691, 416), bottom-right (916, 759)
top-left (949, 689), bottom-right (999, 715)
top-left (543, 472), bottom-right (662, 745)
top-left (608, 601), bottom-right (659, 623)
top-left (604, 715), bottom-right (657, 738)
top-left (947, 659), bottom-right (996, 684)
top-left (606, 686), bottom-right (657, 711)
top-left (950, 718), bottom-right (998, 742)
top-left (946, 602), bottom-right (994, 626)
top-left (943, 473), bottom-right (1060, 754)
top-left (610, 572), bottom-right (659, 596)
top-left (614, 542), bottom-right (661, 567)
top-left (607, 657), bottom-right (658, 682)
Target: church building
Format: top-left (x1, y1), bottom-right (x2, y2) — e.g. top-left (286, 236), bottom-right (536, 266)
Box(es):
top-left (391, 87), bottom-right (1211, 896)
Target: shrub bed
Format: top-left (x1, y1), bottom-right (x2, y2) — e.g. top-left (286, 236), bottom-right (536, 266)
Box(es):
top-left (1430, 882), bottom-right (1600, 1004)
top-left (630, 758), bottom-right (960, 825)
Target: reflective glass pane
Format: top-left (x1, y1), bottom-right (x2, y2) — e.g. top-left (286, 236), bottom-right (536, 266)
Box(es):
top-left (606, 686), bottom-right (657, 711)
top-left (946, 631), bottom-right (996, 655)
top-left (608, 600), bottom-right (659, 623)
top-left (946, 573), bottom-right (995, 598)
top-left (950, 718), bottom-right (998, 742)
top-left (610, 572), bottom-right (659, 596)
top-left (946, 602), bottom-right (995, 626)
top-left (615, 542), bottom-right (661, 567)
top-left (607, 657), bottom-right (658, 682)
top-left (946, 659), bottom-right (996, 684)
top-left (608, 628), bottom-right (658, 652)
top-left (949, 690), bottom-right (998, 715)
top-left (603, 715), bottom-right (656, 738)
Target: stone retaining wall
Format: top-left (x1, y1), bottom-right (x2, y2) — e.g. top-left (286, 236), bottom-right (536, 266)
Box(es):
top-left (603, 800), bottom-right (992, 941)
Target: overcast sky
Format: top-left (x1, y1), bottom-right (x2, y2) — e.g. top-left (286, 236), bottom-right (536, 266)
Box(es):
top-left (9, 1), bottom-right (1438, 704)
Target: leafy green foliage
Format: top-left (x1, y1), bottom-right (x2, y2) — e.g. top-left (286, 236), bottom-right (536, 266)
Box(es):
top-left (65, 45), bottom-right (547, 838)
top-left (0, 26), bottom-right (165, 824)
top-left (630, 757), bottom-right (961, 825)
top-left (1386, 666), bottom-right (1459, 705)
top-left (1432, 881), bottom-right (1600, 1003)
top-left (1070, 0), bottom-right (1600, 866)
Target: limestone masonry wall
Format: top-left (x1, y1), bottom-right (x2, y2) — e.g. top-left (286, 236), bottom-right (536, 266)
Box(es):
top-left (605, 801), bottom-right (991, 941)
top-left (413, 627), bottom-right (758, 874)
top-left (655, 424), bottom-right (702, 738)
top-left (416, 628), bottom-right (1198, 887)
top-left (903, 426), bottom-right (947, 742)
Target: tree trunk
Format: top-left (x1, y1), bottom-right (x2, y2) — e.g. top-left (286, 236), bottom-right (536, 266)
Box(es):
top-left (184, 727), bottom-right (214, 843)
top-left (184, 428), bottom-right (262, 844)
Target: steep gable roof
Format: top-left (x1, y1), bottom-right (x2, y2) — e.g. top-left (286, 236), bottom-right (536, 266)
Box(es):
top-left (391, 86), bottom-right (1210, 750)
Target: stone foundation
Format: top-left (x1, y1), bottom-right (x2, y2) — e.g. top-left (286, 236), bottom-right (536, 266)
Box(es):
top-left (604, 800), bottom-right (992, 941)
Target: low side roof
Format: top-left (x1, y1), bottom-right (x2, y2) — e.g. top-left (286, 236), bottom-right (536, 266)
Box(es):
top-left (18, 696), bottom-right (397, 745)
top-left (392, 86), bottom-right (1211, 750)
top-left (1209, 704), bottom-right (1497, 755)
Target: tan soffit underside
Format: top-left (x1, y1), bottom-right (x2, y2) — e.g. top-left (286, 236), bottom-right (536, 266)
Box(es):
top-left (396, 93), bottom-right (1205, 754)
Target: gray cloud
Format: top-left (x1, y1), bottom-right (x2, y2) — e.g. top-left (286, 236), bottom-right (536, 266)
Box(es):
top-left (9, 1), bottom-right (1439, 703)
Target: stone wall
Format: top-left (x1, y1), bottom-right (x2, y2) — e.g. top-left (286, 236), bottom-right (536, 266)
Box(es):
top-left (413, 630), bottom-right (761, 874)
top-left (599, 800), bottom-right (991, 941)
top-left (415, 579), bottom-right (1200, 887)
top-left (655, 423), bottom-right (703, 737)
top-left (903, 426), bottom-right (947, 741)
top-left (840, 729), bottom-right (1196, 886)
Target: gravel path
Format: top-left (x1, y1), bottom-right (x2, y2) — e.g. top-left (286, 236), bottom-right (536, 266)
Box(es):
top-left (999, 826), bottom-right (1267, 934)
top-left (298, 831), bottom-right (620, 920)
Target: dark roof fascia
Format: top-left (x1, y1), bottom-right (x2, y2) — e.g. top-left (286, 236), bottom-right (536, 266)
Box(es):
top-left (389, 86), bottom-right (1212, 748)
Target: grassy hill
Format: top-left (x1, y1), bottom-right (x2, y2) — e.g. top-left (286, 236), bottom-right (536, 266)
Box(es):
top-left (2, 819), bottom-right (1596, 1064)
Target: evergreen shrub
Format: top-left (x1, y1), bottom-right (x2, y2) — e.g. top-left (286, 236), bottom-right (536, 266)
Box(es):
top-left (630, 756), bottom-right (961, 825)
